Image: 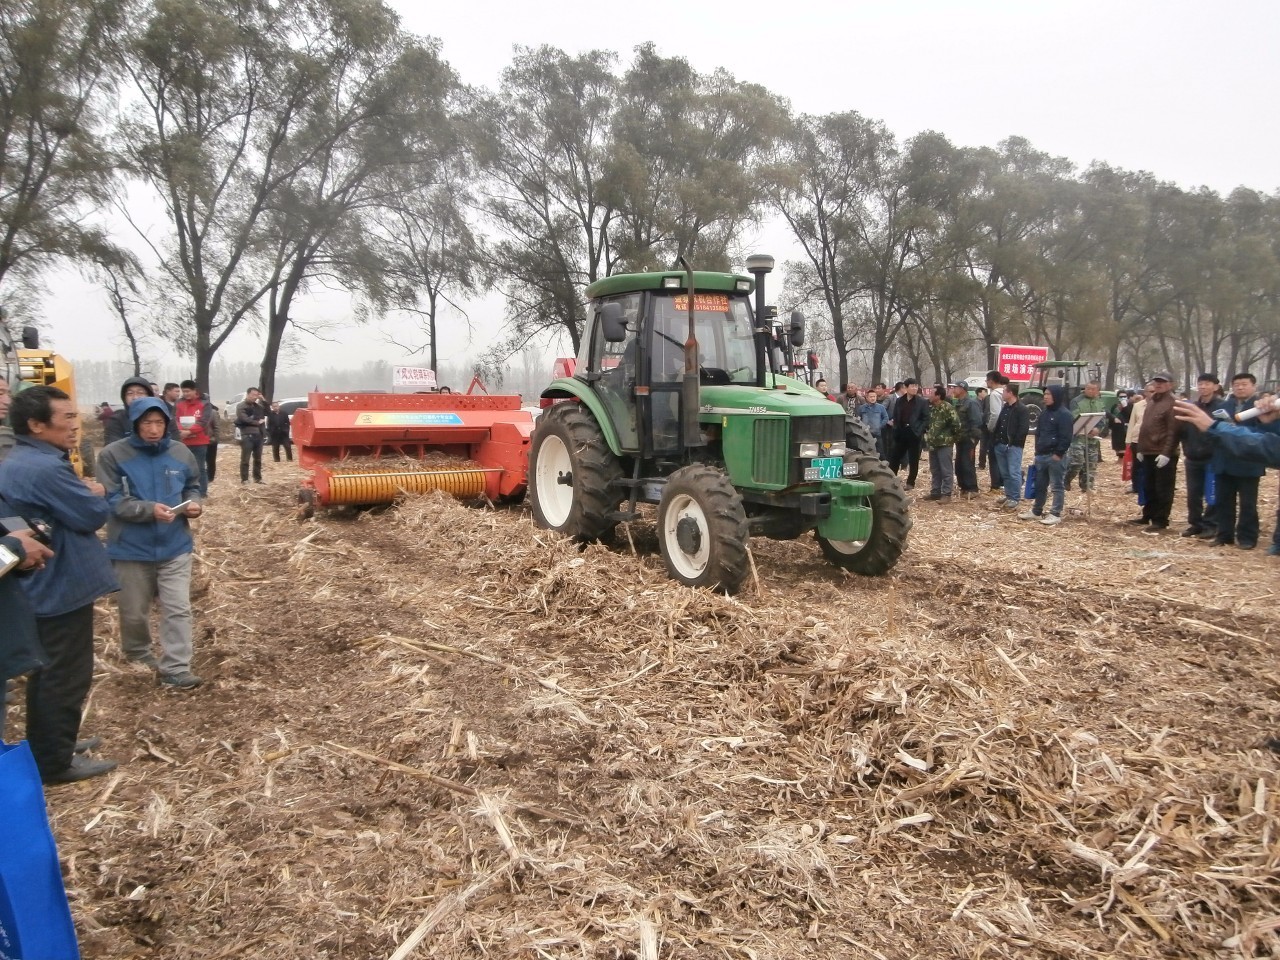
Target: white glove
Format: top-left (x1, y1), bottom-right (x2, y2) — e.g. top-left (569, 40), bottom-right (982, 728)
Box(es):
top-left (1135, 452), bottom-right (1144, 462)
top-left (1156, 454), bottom-right (1170, 468)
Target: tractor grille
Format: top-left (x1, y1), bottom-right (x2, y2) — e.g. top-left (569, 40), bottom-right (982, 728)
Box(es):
top-left (790, 415), bottom-right (845, 486)
top-left (793, 415), bottom-right (844, 444)
top-left (752, 419), bottom-right (790, 486)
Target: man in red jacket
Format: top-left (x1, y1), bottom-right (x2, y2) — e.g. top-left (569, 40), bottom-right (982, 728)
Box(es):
top-left (175, 379), bottom-right (213, 495)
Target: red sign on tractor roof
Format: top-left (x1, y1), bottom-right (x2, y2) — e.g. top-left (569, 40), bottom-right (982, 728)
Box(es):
top-left (995, 344), bottom-right (1050, 381)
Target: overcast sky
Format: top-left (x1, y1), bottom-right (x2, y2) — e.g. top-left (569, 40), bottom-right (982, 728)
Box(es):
top-left (40, 0), bottom-right (1280, 382)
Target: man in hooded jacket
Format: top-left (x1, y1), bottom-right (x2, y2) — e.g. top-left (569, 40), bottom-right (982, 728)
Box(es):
top-left (1019, 384), bottom-right (1072, 525)
top-left (102, 376), bottom-right (155, 445)
top-left (96, 397), bottom-right (204, 688)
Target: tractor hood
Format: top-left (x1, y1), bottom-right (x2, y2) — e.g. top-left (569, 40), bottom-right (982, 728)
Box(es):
top-left (698, 376), bottom-right (844, 419)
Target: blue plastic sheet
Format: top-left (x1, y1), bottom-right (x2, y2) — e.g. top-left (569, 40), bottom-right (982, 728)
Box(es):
top-left (0, 741), bottom-right (79, 959)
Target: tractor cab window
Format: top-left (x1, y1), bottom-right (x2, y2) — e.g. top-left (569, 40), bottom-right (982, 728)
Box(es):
top-left (650, 294), bottom-right (757, 386)
top-left (589, 293), bottom-right (641, 451)
top-left (587, 293), bottom-right (641, 377)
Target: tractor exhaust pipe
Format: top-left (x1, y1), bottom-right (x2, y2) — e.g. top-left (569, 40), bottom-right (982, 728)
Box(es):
top-left (745, 254), bottom-right (775, 388)
top-left (679, 255), bottom-right (703, 448)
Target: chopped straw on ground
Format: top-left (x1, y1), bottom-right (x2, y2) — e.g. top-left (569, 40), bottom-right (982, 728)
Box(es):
top-left (11, 451), bottom-right (1279, 959)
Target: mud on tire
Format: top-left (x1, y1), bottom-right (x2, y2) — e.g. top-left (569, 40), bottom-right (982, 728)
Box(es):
top-left (817, 454), bottom-right (911, 575)
top-left (528, 402), bottom-right (622, 541)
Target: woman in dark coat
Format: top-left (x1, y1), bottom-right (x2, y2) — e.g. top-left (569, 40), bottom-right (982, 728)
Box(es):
top-left (1111, 391), bottom-right (1132, 460)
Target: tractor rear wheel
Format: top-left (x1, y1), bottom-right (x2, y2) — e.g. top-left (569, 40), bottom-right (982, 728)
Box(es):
top-left (656, 464), bottom-right (749, 592)
top-left (817, 454), bottom-right (911, 576)
top-left (845, 417), bottom-right (879, 458)
top-left (529, 402), bottom-right (622, 541)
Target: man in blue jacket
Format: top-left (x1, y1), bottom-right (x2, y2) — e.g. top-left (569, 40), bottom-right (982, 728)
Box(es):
top-left (0, 386), bottom-right (120, 783)
top-left (96, 398), bottom-right (204, 688)
top-left (1212, 373), bottom-right (1267, 550)
top-left (1175, 395), bottom-right (1280, 556)
top-left (1019, 384), bottom-right (1072, 526)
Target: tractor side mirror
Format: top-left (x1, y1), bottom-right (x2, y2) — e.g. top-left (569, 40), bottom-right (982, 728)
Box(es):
top-left (21, 325), bottom-right (39, 349)
top-left (788, 310), bottom-right (804, 348)
top-left (600, 302), bottom-right (627, 343)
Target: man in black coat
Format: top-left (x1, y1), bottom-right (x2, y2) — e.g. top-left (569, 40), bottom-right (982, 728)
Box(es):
top-left (266, 402), bottom-right (293, 462)
top-left (886, 379), bottom-right (928, 490)
top-left (992, 382), bottom-right (1031, 510)
top-left (1180, 373), bottom-right (1225, 539)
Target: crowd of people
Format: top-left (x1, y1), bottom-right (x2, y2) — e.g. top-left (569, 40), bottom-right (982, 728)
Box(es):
top-left (2, 363), bottom-right (1277, 787)
top-left (0, 373), bottom-right (297, 787)
top-left (825, 370), bottom-right (1280, 552)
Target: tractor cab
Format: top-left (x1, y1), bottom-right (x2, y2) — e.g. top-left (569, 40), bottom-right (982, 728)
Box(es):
top-left (1029, 360), bottom-right (1102, 406)
top-left (572, 271), bottom-right (772, 459)
top-left (1021, 360), bottom-right (1116, 433)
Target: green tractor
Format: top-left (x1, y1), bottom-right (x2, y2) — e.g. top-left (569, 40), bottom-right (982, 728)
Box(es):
top-left (528, 255), bottom-right (911, 593)
top-left (1020, 360), bottom-right (1118, 432)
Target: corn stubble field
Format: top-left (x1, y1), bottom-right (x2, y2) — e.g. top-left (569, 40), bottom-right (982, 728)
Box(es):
top-left (19, 453), bottom-right (1280, 959)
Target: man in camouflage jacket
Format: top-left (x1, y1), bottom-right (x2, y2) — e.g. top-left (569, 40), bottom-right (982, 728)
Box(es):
top-left (925, 386), bottom-right (963, 500)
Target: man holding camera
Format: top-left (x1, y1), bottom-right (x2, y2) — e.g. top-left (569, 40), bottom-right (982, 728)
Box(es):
top-left (0, 493), bottom-right (55, 740)
top-left (0, 386), bottom-right (119, 783)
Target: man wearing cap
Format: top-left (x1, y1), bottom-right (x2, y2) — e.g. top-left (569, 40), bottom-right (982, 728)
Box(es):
top-left (1180, 374), bottom-right (1225, 539)
top-left (1127, 372), bottom-right (1181, 533)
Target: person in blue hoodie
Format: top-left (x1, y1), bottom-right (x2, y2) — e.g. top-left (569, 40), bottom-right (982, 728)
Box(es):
top-left (1019, 384), bottom-right (1072, 526)
top-left (96, 397), bottom-right (204, 689)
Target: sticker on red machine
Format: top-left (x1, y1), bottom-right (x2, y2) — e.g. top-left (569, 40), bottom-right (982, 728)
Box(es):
top-left (355, 412), bottom-right (464, 426)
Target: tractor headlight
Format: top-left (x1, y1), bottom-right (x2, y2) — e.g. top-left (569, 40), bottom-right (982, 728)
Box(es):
top-left (799, 442), bottom-right (820, 458)
top-left (829, 442), bottom-right (847, 456)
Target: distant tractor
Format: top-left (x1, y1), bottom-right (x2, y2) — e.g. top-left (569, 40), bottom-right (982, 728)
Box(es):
top-left (528, 255), bottom-right (911, 593)
top-left (1020, 360), bottom-right (1118, 432)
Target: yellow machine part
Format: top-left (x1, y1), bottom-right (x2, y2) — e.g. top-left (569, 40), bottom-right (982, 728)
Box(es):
top-left (322, 467), bottom-right (492, 505)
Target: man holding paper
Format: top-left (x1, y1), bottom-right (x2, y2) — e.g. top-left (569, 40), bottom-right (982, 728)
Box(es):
top-left (96, 397), bottom-right (204, 689)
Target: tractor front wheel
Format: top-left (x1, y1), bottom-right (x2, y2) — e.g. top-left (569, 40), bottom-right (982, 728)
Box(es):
top-left (817, 454), bottom-right (912, 576)
top-left (656, 464), bottom-right (749, 592)
top-left (528, 402), bottom-right (622, 541)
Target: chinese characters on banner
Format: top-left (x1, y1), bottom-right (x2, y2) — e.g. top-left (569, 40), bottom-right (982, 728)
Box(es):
top-left (392, 366), bottom-right (437, 389)
top-left (995, 345), bottom-right (1049, 381)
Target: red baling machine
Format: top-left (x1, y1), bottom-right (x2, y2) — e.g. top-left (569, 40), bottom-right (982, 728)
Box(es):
top-left (291, 391), bottom-right (533, 512)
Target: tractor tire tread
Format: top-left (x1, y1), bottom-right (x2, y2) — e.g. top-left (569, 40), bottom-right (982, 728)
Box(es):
top-left (529, 402), bottom-right (622, 541)
top-left (657, 463), bottom-right (749, 593)
top-left (818, 454), bottom-right (912, 576)
top-left (845, 417), bottom-right (879, 459)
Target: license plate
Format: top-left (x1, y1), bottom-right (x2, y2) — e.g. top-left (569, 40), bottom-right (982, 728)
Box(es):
top-left (804, 456), bottom-right (843, 481)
